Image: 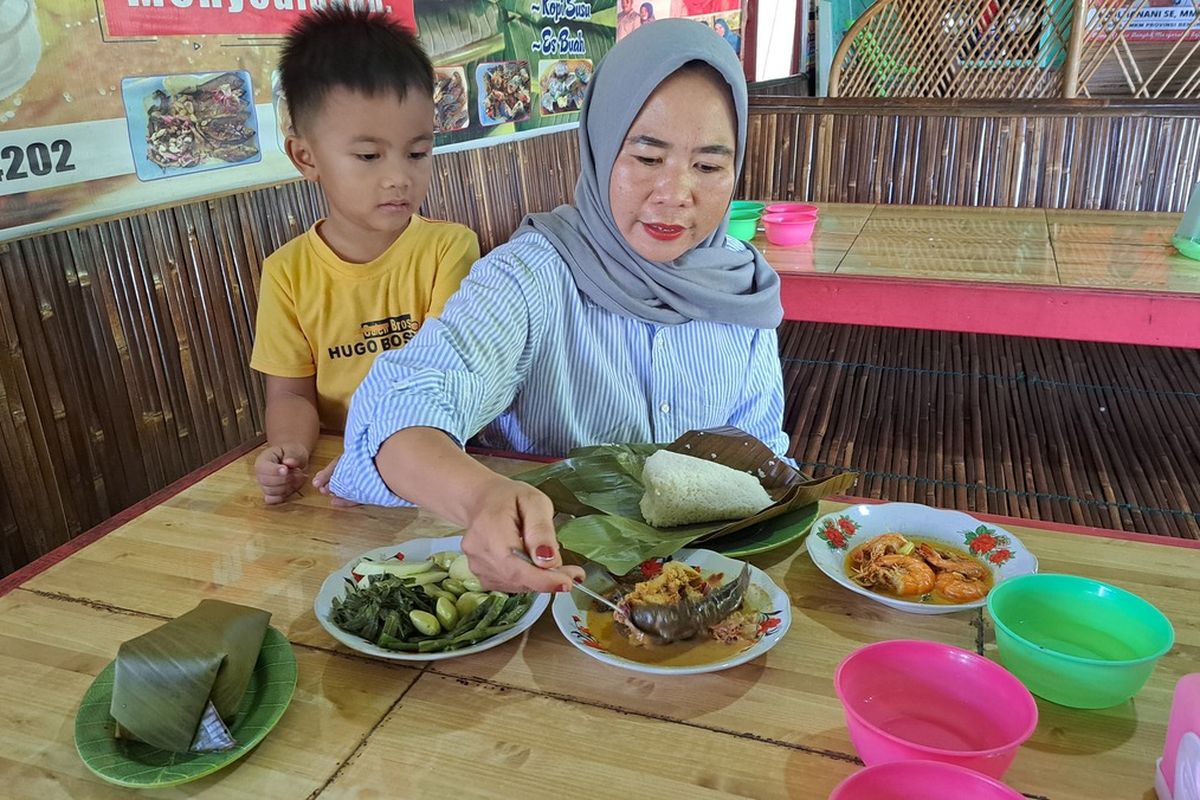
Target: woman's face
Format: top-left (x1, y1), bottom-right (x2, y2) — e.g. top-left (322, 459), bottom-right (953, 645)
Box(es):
top-left (608, 68), bottom-right (737, 263)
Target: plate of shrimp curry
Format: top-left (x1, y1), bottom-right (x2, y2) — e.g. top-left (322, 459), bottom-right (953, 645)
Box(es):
top-left (807, 502), bottom-right (1038, 614)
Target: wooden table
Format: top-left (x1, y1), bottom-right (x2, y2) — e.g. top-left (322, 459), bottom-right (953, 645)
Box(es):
top-left (3, 435), bottom-right (1198, 798)
top-left (761, 204), bottom-right (1200, 349)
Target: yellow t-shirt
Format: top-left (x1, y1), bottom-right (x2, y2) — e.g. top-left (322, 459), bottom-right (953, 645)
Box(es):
top-left (250, 216), bottom-right (479, 430)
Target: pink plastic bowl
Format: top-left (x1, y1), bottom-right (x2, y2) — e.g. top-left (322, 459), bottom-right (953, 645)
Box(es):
top-left (830, 760), bottom-right (1025, 800)
top-left (834, 640), bottom-right (1038, 779)
top-left (765, 202), bottom-right (819, 216)
top-left (762, 214), bottom-right (816, 246)
top-left (761, 211), bottom-right (818, 224)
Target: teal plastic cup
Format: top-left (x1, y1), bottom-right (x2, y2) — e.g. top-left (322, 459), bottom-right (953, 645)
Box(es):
top-left (727, 208), bottom-right (762, 241)
top-left (987, 573), bottom-right (1174, 709)
top-left (731, 200), bottom-right (765, 215)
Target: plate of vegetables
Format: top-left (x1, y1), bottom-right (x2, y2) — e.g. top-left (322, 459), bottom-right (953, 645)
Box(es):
top-left (314, 535), bottom-right (550, 661)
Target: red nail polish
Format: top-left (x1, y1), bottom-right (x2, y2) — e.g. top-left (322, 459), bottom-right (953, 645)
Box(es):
top-left (573, 575), bottom-right (583, 583)
top-left (535, 545), bottom-right (554, 560)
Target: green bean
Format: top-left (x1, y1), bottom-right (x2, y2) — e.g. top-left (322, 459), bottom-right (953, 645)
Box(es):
top-left (377, 633), bottom-right (421, 652)
top-left (498, 593), bottom-right (534, 625)
top-left (450, 595), bottom-right (494, 635)
top-left (472, 594), bottom-right (505, 632)
top-left (448, 621), bottom-right (517, 649)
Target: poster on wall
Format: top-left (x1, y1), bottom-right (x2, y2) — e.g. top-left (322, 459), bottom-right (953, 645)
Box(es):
top-left (1086, 0), bottom-right (1199, 42)
top-left (0, 0), bottom-right (741, 242)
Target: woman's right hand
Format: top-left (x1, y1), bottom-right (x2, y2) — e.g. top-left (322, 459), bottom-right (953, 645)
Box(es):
top-left (460, 476), bottom-right (585, 593)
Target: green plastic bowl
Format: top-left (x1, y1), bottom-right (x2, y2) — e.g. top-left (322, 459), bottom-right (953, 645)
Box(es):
top-left (987, 573), bottom-right (1174, 709)
top-left (1172, 234), bottom-right (1200, 262)
top-left (727, 215), bottom-right (760, 241)
top-left (731, 200), bottom-right (765, 215)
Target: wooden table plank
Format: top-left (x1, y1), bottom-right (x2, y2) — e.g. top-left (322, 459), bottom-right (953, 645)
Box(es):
top-left (319, 671), bottom-right (861, 800)
top-left (1047, 209), bottom-right (1182, 246)
top-left (0, 590), bottom-right (416, 797)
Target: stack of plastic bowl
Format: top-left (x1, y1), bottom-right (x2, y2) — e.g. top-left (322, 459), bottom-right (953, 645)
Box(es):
top-left (830, 760), bottom-right (1025, 800)
top-left (727, 200), bottom-right (764, 242)
top-left (831, 640), bottom-right (1037, 796)
top-left (987, 573), bottom-right (1175, 709)
top-left (762, 202), bottom-right (819, 246)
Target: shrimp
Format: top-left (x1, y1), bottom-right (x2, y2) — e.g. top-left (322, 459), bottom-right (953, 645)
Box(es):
top-left (934, 571), bottom-right (989, 603)
top-left (850, 533), bottom-right (911, 569)
top-left (916, 543), bottom-right (988, 580)
top-left (853, 554), bottom-right (936, 597)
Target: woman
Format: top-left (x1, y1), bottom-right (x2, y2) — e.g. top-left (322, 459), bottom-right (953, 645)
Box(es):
top-left (714, 18), bottom-right (741, 55)
top-left (327, 20), bottom-right (786, 593)
top-left (639, 2), bottom-right (656, 23)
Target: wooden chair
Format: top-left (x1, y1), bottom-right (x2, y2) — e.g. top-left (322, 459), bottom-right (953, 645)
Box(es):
top-left (829, 0), bottom-right (1075, 97)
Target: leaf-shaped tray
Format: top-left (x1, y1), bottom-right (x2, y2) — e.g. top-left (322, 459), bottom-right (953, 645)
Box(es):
top-left (75, 627), bottom-right (297, 789)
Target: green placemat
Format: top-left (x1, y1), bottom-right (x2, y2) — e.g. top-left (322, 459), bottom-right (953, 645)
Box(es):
top-left (75, 626), bottom-right (297, 789)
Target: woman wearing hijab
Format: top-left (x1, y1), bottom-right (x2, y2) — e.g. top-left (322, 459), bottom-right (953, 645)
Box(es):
top-left (714, 18), bottom-right (741, 54)
top-left (327, 20), bottom-right (786, 593)
top-left (639, 2), bottom-right (656, 23)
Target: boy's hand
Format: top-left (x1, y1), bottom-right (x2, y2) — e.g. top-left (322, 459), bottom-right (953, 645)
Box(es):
top-left (255, 444), bottom-right (310, 504)
top-left (312, 455), bottom-right (359, 508)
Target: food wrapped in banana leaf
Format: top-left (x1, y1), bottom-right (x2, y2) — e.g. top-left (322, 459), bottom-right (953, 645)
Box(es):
top-left (110, 599), bottom-right (271, 753)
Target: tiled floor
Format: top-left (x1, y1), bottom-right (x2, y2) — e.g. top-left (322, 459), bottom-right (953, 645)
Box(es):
top-left (757, 203), bottom-right (1200, 294)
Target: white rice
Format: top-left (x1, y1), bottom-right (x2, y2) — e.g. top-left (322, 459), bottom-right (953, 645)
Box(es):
top-left (639, 449), bottom-right (774, 528)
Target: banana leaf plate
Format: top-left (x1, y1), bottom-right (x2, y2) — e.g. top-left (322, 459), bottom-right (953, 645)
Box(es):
top-left (517, 427), bottom-right (857, 573)
top-left (75, 627), bottom-right (297, 789)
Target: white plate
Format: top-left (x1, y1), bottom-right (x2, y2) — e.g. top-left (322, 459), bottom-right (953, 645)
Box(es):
top-left (551, 548), bottom-right (791, 675)
top-left (314, 535), bottom-right (550, 661)
top-left (807, 502), bottom-right (1038, 615)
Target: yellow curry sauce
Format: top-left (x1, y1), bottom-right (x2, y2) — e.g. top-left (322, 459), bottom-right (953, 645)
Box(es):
top-left (585, 609), bottom-right (755, 667)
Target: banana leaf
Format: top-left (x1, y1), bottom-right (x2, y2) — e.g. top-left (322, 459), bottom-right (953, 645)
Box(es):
top-left (515, 427), bottom-right (858, 573)
top-left (110, 599), bottom-right (271, 753)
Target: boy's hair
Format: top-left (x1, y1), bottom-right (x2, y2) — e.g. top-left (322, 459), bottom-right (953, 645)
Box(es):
top-left (280, 7), bottom-right (434, 134)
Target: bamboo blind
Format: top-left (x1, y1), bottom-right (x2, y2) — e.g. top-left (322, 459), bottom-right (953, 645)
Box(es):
top-left (1, 101), bottom-right (1197, 575)
top-left (744, 97), bottom-right (1200, 211)
top-left (779, 322), bottom-right (1200, 539)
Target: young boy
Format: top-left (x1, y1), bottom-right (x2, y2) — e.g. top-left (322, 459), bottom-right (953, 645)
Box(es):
top-left (252, 8), bottom-right (479, 504)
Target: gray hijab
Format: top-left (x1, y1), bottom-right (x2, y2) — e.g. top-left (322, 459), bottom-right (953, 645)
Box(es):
top-left (519, 19), bottom-right (783, 329)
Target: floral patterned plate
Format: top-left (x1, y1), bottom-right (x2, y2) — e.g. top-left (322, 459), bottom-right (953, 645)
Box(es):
top-left (551, 548), bottom-right (791, 675)
top-left (807, 502), bottom-right (1038, 615)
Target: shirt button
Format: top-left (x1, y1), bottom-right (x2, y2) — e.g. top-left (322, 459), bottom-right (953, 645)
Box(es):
top-left (660, 402), bottom-right (671, 414)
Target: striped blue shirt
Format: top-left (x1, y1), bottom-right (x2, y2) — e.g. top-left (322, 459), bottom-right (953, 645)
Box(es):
top-left (329, 231), bottom-right (790, 506)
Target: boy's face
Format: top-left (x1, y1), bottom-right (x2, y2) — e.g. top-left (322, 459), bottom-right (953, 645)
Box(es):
top-left (286, 87), bottom-right (435, 256)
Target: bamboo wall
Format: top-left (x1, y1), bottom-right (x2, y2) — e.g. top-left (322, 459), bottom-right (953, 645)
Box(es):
top-left (2, 99), bottom-right (1197, 575)
top-left (745, 97), bottom-right (1200, 211)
